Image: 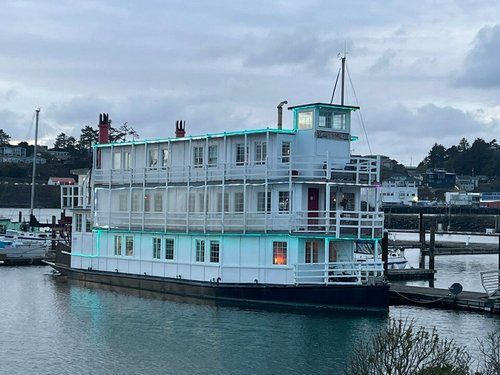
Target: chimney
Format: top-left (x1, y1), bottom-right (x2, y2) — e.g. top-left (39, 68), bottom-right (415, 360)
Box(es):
top-left (277, 101), bottom-right (288, 129)
top-left (98, 113), bottom-right (110, 144)
top-left (175, 120), bottom-right (186, 138)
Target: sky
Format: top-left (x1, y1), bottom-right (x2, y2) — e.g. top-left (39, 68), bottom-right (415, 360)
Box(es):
top-left (1, 0), bottom-right (499, 166)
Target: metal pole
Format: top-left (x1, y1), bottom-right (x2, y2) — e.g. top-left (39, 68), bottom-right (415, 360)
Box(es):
top-left (429, 227), bottom-right (435, 271)
top-left (382, 230), bottom-right (388, 277)
top-left (30, 108), bottom-right (40, 229)
top-left (341, 56), bottom-right (346, 106)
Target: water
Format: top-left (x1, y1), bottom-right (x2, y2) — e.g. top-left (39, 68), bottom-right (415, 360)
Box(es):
top-left (1, 259), bottom-right (499, 375)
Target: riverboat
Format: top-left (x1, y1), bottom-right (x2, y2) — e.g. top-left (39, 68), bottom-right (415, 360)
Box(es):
top-left (50, 100), bottom-right (389, 312)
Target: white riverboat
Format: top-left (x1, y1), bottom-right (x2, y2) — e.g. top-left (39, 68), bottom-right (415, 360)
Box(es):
top-left (51, 99), bottom-right (389, 311)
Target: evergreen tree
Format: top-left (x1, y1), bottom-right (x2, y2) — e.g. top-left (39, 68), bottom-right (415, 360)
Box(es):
top-left (0, 129), bottom-right (11, 146)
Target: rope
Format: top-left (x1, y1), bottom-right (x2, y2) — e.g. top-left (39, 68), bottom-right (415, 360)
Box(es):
top-left (393, 290), bottom-right (448, 304)
top-left (346, 65), bottom-right (372, 155)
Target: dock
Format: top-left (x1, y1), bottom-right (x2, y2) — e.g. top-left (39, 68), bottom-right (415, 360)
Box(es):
top-left (390, 284), bottom-right (500, 315)
top-left (386, 268), bottom-right (435, 280)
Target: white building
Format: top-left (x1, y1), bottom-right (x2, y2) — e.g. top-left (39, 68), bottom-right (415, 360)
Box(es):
top-left (380, 180), bottom-right (418, 206)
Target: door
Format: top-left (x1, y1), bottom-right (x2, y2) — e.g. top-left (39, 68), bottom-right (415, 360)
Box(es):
top-left (308, 188), bottom-right (319, 227)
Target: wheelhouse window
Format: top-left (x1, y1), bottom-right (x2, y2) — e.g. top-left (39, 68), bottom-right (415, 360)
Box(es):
top-left (148, 148), bottom-right (158, 169)
top-left (318, 111), bottom-right (332, 128)
top-left (123, 150), bottom-right (131, 169)
top-left (165, 238), bottom-right (174, 260)
top-left (278, 191), bottom-right (290, 213)
top-left (119, 192), bottom-right (128, 211)
top-left (114, 235), bottom-right (122, 256)
top-left (153, 237), bottom-right (161, 259)
top-left (297, 111), bottom-right (313, 129)
top-left (195, 239), bottom-right (205, 262)
top-left (154, 193), bottom-right (163, 212)
top-left (131, 190), bottom-right (141, 211)
top-left (125, 236), bottom-right (134, 256)
top-left (208, 145), bottom-right (218, 167)
top-left (257, 192), bottom-right (271, 213)
top-left (217, 192), bottom-right (229, 213)
top-left (273, 241), bottom-right (287, 265)
top-left (281, 142), bottom-right (290, 163)
top-left (255, 142), bottom-right (267, 165)
top-left (236, 144), bottom-right (246, 165)
top-left (193, 146), bottom-right (203, 168)
top-left (75, 213), bottom-right (82, 232)
top-left (305, 241), bottom-right (319, 263)
top-left (332, 113), bottom-right (347, 130)
top-left (210, 240), bottom-right (220, 263)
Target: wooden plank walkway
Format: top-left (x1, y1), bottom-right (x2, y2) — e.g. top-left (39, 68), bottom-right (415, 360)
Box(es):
top-left (386, 268), bottom-right (435, 281)
top-left (390, 284), bottom-right (500, 315)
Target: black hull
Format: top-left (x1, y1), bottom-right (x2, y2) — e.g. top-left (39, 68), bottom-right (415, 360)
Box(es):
top-left (47, 263), bottom-right (390, 312)
top-left (0, 256), bottom-right (54, 266)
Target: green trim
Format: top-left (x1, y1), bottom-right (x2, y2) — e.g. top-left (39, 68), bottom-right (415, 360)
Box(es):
top-left (90, 227), bottom-right (381, 241)
top-left (94, 128), bottom-right (296, 149)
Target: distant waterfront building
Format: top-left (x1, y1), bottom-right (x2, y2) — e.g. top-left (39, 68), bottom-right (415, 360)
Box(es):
top-left (48, 177), bottom-right (76, 186)
top-left (445, 191), bottom-right (481, 206)
top-left (455, 175), bottom-right (478, 192)
top-left (380, 178), bottom-right (418, 206)
top-left (0, 146), bottom-right (27, 158)
top-left (48, 148), bottom-right (70, 161)
top-left (480, 192), bottom-right (500, 208)
top-left (422, 168), bottom-right (456, 189)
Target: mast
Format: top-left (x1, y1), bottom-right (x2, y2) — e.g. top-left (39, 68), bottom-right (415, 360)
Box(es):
top-left (30, 108), bottom-right (40, 226)
top-left (341, 54), bottom-right (346, 106)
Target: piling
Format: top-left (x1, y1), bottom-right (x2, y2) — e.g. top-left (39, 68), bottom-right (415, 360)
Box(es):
top-left (51, 215), bottom-right (56, 250)
top-left (18, 211), bottom-right (22, 223)
top-left (382, 230), bottom-right (388, 276)
top-left (429, 228), bottom-right (435, 271)
top-left (419, 212), bottom-right (425, 269)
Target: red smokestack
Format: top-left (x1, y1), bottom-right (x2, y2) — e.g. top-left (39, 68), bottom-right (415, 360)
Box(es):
top-left (175, 120), bottom-right (185, 138)
top-left (98, 113), bottom-right (110, 144)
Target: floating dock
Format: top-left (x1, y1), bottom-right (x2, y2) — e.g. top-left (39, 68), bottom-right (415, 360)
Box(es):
top-left (390, 284), bottom-right (500, 315)
top-left (386, 268), bottom-right (435, 281)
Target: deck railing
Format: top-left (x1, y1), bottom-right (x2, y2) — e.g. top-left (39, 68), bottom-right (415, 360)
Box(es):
top-left (480, 270), bottom-right (500, 298)
top-left (294, 261), bottom-right (384, 285)
top-left (93, 155), bottom-right (379, 186)
top-left (93, 209), bottom-right (383, 237)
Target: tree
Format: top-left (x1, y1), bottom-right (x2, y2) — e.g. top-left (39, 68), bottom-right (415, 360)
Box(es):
top-left (478, 327), bottom-right (500, 375)
top-left (0, 128), bottom-right (11, 146)
top-left (344, 318), bottom-right (471, 375)
top-left (54, 132), bottom-right (70, 149)
top-left (458, 138), bottom-right (470, 153)
top-left (77, 125), bottom-right (98, 151)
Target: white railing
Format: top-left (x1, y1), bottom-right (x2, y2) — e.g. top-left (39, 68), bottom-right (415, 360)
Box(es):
top-left (93, 155), bottom-right (379, 186)
top-left (93, 209), bottom-right (383, 237)
top-left (294, 261), bottom-right (384, 285)
top-left (480, 270), bottom-right (500, 298)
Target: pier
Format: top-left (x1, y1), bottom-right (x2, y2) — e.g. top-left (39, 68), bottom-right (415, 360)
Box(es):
top-left (390, 284), bottom-right (500, 315)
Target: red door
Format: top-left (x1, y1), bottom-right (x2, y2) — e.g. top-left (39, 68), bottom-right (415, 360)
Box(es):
top-left (308, 188), bottom-right (319, 227)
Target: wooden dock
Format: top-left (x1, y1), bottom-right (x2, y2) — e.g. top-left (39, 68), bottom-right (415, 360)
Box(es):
top-left (386, 268), bottom-right (435, 281)
top-left (390, 284), bottom-right (500, 315)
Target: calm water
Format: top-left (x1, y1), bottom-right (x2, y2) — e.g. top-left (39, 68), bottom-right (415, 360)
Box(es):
top-left (1, 256), bottom-right (499, 375)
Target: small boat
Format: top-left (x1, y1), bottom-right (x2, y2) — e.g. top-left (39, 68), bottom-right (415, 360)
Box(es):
top-left (355, 243), bottom-right (408, 269)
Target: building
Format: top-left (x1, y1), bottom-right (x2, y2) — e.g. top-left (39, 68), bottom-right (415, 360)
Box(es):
top-left (380, 179), bottom-right (418, 206)
top-left (422, 169), bottom-right (456, 189)
top-left (445, 192), bottom-right (481, 206)
top-left (48, 148), bottom-right (70, 161)
top-left (480, 192), bottom-right (500, 208)
top-left (48, 177), bottom-right (76, 186)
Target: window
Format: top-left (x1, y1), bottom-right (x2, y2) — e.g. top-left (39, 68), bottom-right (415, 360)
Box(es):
top-left (208, 145), bottom-right (218, 167)
top-left (236, 144), bottom-right (246, 165)
top-left (332, 113), bottom-right (346, 130)
top-left (154, 193), bottom-right (163, 212)
top-left (273, 241), bottom-right (287, 265)
top-left (165, 238), bottom-right (174, 260)
top-left (193, 146), bottom-right (203, 168)
top-left (195, 239), bottom-right (205, 262)
top-left (298, 111), bottom-right (313, 129)
top-left (113, 151), bottom-right (121, 170)
top-left (319, 111), bottom-right (332, 128)
top-left (234, 192), bottom-right (244, 212)
top-left (161, 146), bottom-right (169, 168)
top-left (278, 191), bottom-right (290, 213)
top-left (210, 241), bottom-right (220, 263)
top-left (153, 237), bottom-right (161, 259)
top-left (131, 191), bottom-right (141, 211)
top-left (85, 215), bottom-right (92, 232)
top-left (199, 193), bottom-right (205, 213)
top-left (217, 192), bottom-right (229, 213)
top-left (189, 192), bottom-right (195, 213)
top-left (125, 236), bottom-right (134, 256)
top-left (123, 151), bottom-right (131, 169)
top-left (281, 142), bottom-right (290, 163)
top-left (144, 192), bottom-right (152, 212)
top-left (257, 192), bottom-right (271, 212)
top-left (114, 235), bottom-right (122, 256)
top-left (149, 148), bottom-right (158, 169)
top-left (75, 214), bottom-right (82, 232)
top-left (255, 142), bottom-right (267, 165)
top-left (119, 193), bottom-right (128, 211)
top-left (305, 241), bottom-right (319, 263)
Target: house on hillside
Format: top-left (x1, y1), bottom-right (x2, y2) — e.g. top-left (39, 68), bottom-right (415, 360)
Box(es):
top-left (48, 177), bottom-right (75, 186)
top-left (422, 168), bottom-right (456, 189)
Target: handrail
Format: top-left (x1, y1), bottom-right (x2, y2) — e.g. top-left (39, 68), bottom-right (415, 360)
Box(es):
top-left (294, 261), bottom-right (384, 286)
top-left (480, 270), bottom-right (500, 298)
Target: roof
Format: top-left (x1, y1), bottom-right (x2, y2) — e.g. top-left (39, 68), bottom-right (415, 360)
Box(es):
top-left (287, 102), bottom-right (360, 111)
top-left (95, 127), bottom-right (297, 148)
top-left (49, 177), bottom-right (75, 183)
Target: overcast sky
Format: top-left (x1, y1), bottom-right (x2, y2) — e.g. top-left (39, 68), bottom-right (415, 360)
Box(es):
top-left (1, 0), bottom-right (499, 165)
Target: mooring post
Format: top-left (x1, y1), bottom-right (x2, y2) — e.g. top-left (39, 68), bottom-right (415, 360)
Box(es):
top-left (419, 211), bottom-right (425, 269)
top-left (429, 227), bottom-right (435, 271)
top-left (51, 215), bottom-right (56, 250)
top-left (382, 230), bottom-right (388, 276)
top-left (18, 211), bottom-right (22, 223)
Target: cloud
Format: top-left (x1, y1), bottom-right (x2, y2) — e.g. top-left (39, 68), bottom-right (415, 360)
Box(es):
top-left (452, 24), bottom-right (500, 88)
